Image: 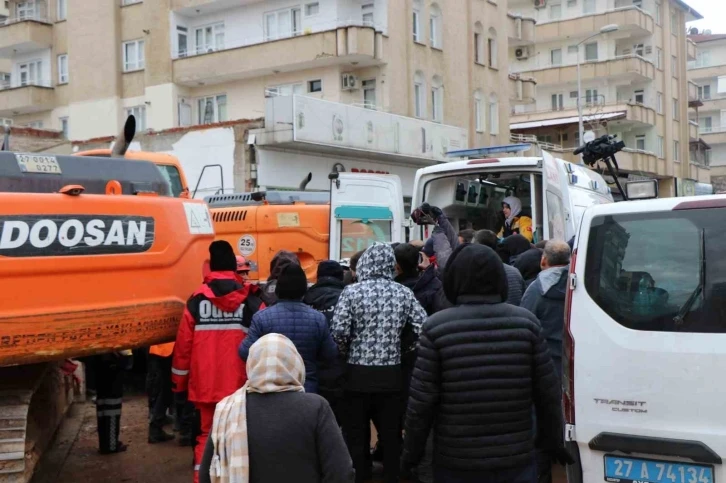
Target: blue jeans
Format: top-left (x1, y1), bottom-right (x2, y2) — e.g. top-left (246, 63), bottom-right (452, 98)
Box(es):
top-left (433, 461), bottom-right (537, 483)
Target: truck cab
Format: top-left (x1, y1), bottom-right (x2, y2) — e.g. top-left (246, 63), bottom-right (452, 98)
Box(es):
top-left (409, 151), bottom-right (614, 244)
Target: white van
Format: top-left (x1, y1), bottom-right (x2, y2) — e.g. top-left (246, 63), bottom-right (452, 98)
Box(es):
top-left (409, 150), bottom-right (613, 243)
top-left (564, 194), bottom-right (726, 483)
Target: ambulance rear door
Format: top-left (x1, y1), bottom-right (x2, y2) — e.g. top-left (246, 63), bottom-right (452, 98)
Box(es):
top-left (328, 173), bottom-right (405, 261)
top-left (541, 150), bottom-right (570, 241)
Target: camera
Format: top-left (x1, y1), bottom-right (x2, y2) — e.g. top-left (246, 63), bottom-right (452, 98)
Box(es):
top-left (574, 134), bottom-right (626, 167)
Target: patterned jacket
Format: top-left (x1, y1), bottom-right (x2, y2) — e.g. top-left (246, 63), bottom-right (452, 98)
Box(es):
top-left (331, 243), bottom-right (427, 367)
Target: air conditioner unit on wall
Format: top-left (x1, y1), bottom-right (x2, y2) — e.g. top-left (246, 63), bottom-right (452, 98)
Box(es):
top-left (515, 47), bottom-right (530, 60)
top-left (534, 0), bottom-right (546, 8)
top-left (341, 73), bottom-right (359, 91)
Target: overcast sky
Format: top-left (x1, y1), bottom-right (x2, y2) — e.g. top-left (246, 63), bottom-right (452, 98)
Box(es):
top-left (686, 0), bottom-right (726, 34)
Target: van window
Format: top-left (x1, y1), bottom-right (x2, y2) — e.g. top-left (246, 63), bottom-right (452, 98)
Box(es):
top-left (339, 219), bottom-right (391, 259)
top-left (584, 210), bottom-right (726, 333)
top-left (545, 190), bottom-right (566, 240)
top-left (157, 164), bottom-right (185, 197)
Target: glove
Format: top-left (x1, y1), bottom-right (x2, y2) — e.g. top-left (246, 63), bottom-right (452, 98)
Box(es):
top-left (552, 446), bottom-right (576, 466)
top-left (420, 203), bottom-right (443, 218)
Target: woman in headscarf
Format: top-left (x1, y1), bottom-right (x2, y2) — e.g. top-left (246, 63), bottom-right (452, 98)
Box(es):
top-left (497, 196), bottom-right (533, 242)
top-left (200, 333), bottom-right (354, 483)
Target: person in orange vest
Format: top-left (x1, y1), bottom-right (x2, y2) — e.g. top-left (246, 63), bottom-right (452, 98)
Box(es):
top-left (148, 341), bottom-right (176, 444)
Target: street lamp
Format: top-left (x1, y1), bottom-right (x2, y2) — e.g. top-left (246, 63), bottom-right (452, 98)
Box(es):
top-left (577, 24), bottom-right (619, 147)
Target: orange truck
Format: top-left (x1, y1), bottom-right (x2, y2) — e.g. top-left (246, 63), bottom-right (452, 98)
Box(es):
top-left (0, 116), bottom-right (214, 480)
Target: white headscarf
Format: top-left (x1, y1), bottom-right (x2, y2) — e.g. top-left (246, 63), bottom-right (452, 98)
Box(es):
top-left (209, 334), bottom-right (305, 483)
top-left (502, 196), bottom-right (523, 227)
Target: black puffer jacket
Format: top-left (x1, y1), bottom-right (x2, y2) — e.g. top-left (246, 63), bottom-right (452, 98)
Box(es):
top-left (395, 265), bottom-right (443, 316)
top-left (304, 277), bottom-right (347, 393)
top-left (402, 244), bottom-right (563, 473)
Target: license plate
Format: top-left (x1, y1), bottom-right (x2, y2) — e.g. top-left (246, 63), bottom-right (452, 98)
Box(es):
top-left (15, 153), bottom-right (62, 175)
top-left (604, 455), bottom-right (715, 483)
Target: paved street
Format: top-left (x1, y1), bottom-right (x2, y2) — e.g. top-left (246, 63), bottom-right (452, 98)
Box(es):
top-left (32, 393), bottom-right (567, 483)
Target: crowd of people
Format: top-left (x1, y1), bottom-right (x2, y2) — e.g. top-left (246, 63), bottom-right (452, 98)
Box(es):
top-left (92, 199), bottom-right (576, 483)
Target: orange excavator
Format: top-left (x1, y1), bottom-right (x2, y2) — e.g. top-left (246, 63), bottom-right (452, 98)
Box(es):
top-left (0, 116), bottom-right (214, 481)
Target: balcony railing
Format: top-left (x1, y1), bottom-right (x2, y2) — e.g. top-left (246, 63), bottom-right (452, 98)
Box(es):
top-left (536, 5), bottom-right (653, 26)
top-left (0, 79), bottom-right (53, 90)
top-left (173, 18), bottom-right (382, 59)
top-left (512, 53), bottom-right (654, 74)
top-left (699, 126), bottom-right (726, 134)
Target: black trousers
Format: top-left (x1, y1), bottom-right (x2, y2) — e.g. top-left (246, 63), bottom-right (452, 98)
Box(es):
top-left (346, 391), bottom-right (402, 483)
top-left (94, 356), bottom-right (124, 453)
top-left (434, 460), bottom-right (537, 483)
top-left (147, 354), bottom-right (173, 431)
top-left (174, 391), bottom-right (197, 440)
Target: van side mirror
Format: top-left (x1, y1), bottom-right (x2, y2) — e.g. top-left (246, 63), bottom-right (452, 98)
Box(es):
top-left (625, 180), bottom-right (658, 200)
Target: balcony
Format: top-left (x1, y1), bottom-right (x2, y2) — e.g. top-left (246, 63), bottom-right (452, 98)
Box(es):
top-left (515, 55), bottom-right (655, 87)
top-left (689, 120), bottom-right (699, 140)
top-left (508, 74), bottom-right (536, 104)
top-left (699, 95), bottom-right (726, 112)
top-left (511, 101), bottom-right (655, 129)
top-left (173, 24), bottom-right (382, 86)
top-left (171, 0), bottom-right (259, 11)
top-left (687, 63), bottom-right (726, 81)
top-left (536, 7), bottom-right (654, 44)
top-left (688, 80), bottom-right (702, 108)
top-left (507, 13), bottom-right (535, 46)
top-left (562, 148), bottom-right (663, 175)
top-left (687, 39), bottom-right (697, 61)
top-left (701, 127), bottom-right (726, 146)
top-left (0, 82), bottom-right (55, 117)
top-left (0, 17), bottom-right (53, 57)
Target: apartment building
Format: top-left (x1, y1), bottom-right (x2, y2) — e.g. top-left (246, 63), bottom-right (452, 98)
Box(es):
top-left (0, 0), bottom-right (535, 151)
top-left (688, 31), bottom-right (726, 193)
top-left (506, 0), bottom-right (708, 196)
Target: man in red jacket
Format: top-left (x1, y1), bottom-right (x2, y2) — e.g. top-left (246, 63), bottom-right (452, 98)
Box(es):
top-left (172, 240), bottom-right (266, 483)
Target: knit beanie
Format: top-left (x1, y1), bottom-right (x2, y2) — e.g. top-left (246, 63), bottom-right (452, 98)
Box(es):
top-left (208, 240), bottom-right (237, 272)
top-left (317, 260), bottom-right (344, 281)
top-left (275, 263), bottom-right (309, 300)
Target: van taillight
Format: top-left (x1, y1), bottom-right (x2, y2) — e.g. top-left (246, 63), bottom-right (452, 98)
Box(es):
top-left (563, 248), bottom-right (577, 424)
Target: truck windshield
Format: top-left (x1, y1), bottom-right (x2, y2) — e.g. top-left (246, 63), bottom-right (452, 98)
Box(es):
top-left (584, 208), bottom-right (726, 333)
top-left (339, 219), bottom-right (391, 259)
top-left (157, 165), bottom-right (184, 197)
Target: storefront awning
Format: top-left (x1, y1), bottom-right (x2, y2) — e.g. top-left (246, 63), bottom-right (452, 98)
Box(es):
top-left (510, 111), bottom-right (626, 130)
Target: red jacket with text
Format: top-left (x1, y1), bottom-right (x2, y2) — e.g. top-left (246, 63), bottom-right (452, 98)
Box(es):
top-left (171, 271), bottom-right (266, 404)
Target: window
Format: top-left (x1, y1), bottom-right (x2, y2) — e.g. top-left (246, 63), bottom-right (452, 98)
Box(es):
top-left (362, 79), bottom-right (376, 109)
top-left (488, 28), bottom-right (498, 68)
top-left (489, 93), bottom-right (499, 134)
top-left (550, 3), bottom-right (562, 20)
top-left (567, 0), bottom-right (576, 8)
top-left (634, 89), bottom-right (644, 104)
top-left (264, 7), bottom-right (301, 41)
top-left (672, 98), bottom-right (679, 120)
top-left (339, 218), bottom-right (392, 259)
top-left (700, 116), bottom-right (712, 133)
top-left (304, 2), bottom-right (319, 16)
top-left (551, 93), bottom-right (564, 110)
top-left (308, 79), bottom-right (322, 93)
top-left (585, 42), bottom-right (598, 61)
top-left (474, 91), bottom-right (484, 132)
top-left (568, 45), bottom-right (578, 54)
top-left (57, 0), bottom-right (66, 20)
top-left (18, 60), bottom-right (42, 86)
top-left (719, 76), bottom-right (726, 94)
top-left (584, 210), bottom-right (726, 333)
top-left (585, 89), bottom-right (599, 105)
top-left (362, 3), bottom-right (374, 25)
top-left (414, 71), bottom-right (425, 118)
top-left (670, 11), bottom-right (678, 34)
top-left (27, 121), bottom-right (43, 129)
top-left (431, 76), bottom-right (443, 122)
top-left (126, 105), bottom-right (146, 132)
top-left (657, 135), bottom-right (664, 158)
top-left (583, 0), bottom-right (595, 14)
top-left (16, 1), bottom-right (36, 20)
top-left (177, 26), bottom-right (188, 57)
top-left (671, 55), bottom-right (677, 76)
top-left (551, 48), bottom-right (563, 66)
top-left (413, 0), bottom-right (422, 42)
top-left (635, 134), bottom-right (646, 151)
top-left (696, 51), bottom-right (711, 68)
top-left (546, 191), bottom-right (566, 241)
top-left (698, 85), bottom-right (711, 100)
top-left (429, 3), bottom-right (442, 49)
top-left (122, 0), bottom-right (142, 4)
top-left (705, 149), bottom-right (712, 166)
top-left (474, 22), bottom-right (484, 64)
top-left (633, 43), bottom-right (644, 57)
top-left (195, 23), bottom-right (224, 54)
top-left (59, 117), bottom-right (68, 139)
top-left (158, 165), bottom-right (185, 197)
top-left (655, 1), bottom-right (662, 25)
top-left (657, 92), bottom-right (663, 113)
top-left (674, 140), bottom-right (679, 161)
top-left (656, 47), bottom-right (662, 69)
top-left (266, 83), bottom-right (303, 97)
top-left (197, 95), bottom-right (227, 124)
top-left (57, 54), bottom-right (68, 84)
top-left (122, 39), bottom-right (145, 72)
